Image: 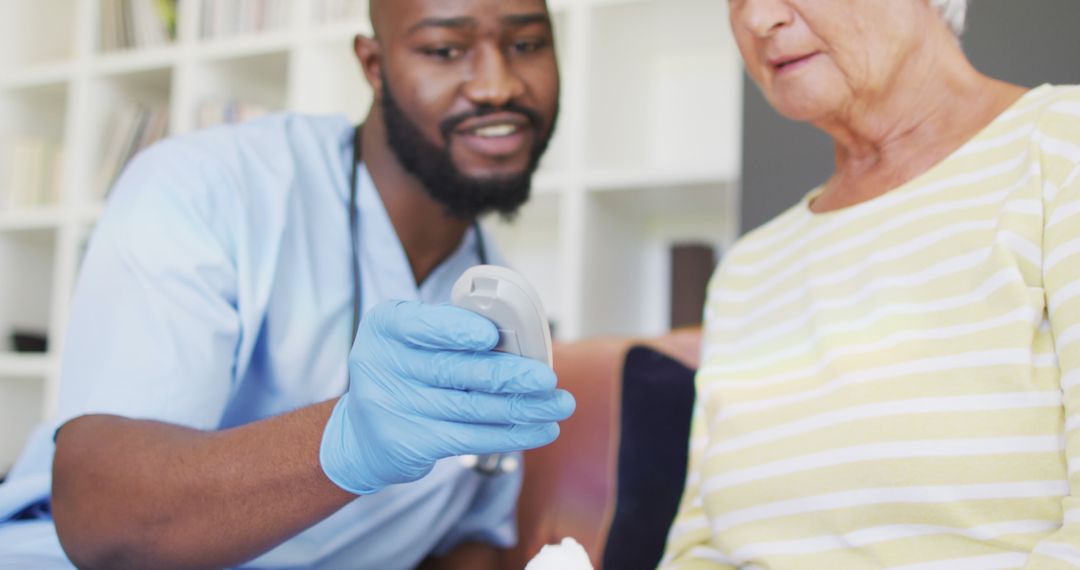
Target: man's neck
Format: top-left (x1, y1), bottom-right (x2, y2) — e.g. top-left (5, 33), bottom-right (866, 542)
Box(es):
top-left (360, 112), bottom-right (472, 286)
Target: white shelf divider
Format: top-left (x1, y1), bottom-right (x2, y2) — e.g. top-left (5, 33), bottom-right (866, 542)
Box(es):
top-left (0, 63), bottom-right (73, 91)
top-left (0, 209), bottom-right (66, 232)
top-left (0, 353), bottom-right (55, 378)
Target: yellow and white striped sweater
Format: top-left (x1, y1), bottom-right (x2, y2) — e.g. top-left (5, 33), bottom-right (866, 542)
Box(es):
top-left (662, 84), bottom-right (1080, 570)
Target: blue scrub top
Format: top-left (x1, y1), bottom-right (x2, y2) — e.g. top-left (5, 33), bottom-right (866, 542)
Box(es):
top-left (0, 114), bottom-right (521, 569)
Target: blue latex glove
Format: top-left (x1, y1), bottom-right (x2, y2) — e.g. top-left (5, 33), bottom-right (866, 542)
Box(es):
top-left (320, 300), bottom-right (576, 495)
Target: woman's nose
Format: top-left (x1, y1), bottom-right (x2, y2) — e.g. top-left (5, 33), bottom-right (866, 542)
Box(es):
top-left (739, 0), bottom-right (795, 38)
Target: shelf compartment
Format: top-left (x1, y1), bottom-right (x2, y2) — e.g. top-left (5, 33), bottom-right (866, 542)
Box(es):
top-left (0, 84), bottom-right (69, 212)
top-left (96, 0), bottom-right (179, 55)
top-left (311, 0), bottom-right (367, 27)
top-left (0, 375), bottom-right (46, 475)
top-left (309, 0), bottom-right (369, 41)
top-left (198, 0), bottom-right (293, 42)
top-left (0, 230), bottom-right (57, 359)
top-left (585, 0), bottom-right (742, 176)
top-left (0, 0), bottom-right (77, 72)
top-left (85, 67), bottom-right (174, 203)
top-left (0, 83), bottom-right (70, 142)
top-left (579, 181), bottom-right (733, 337)
top-left (189, 51), bottom-right (289, 129)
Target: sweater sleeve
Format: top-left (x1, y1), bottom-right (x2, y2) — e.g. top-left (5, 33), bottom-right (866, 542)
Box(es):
top-left (1023, 93), bottom-right (1080, 569)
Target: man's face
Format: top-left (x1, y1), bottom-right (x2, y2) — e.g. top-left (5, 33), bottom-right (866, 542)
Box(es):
top-left (370, 0), bottom-right (560, 219)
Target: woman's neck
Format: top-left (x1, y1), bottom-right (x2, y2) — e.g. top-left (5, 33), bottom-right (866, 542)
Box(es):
top-left (810, 37), bottom-right (1027, 213)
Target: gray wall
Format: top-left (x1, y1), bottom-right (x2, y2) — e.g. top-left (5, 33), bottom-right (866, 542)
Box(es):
top-left (740, 0), bottom-right (1080, 234)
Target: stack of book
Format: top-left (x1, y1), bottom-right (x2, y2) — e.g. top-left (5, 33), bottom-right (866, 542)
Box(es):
top-left (200, 0), bottom-right (290, 39)
top-left (99, 0), bottom-right (178, 52)
top-left (97, 104), bottom-right (170, 199)
top-left (0, 138), bottom-right (64, 211)
top-left (313, 0), bottom-right (366, 24)
top-left (195, 98), bottom-right (272, 129)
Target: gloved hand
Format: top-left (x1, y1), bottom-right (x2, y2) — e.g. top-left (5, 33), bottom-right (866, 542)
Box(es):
top-left (320, 300), bottom-right (576, 495)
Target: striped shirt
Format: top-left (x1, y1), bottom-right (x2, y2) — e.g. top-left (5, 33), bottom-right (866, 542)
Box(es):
top-left (662, 84), bottom-right (1080, 570)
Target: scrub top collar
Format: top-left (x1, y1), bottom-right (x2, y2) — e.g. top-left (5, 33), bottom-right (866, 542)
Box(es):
top-left (353, 162), bottom-right (488, 319)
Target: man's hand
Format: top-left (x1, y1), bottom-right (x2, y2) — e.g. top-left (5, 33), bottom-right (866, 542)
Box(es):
top-left (320, 301), bottom-right (576, 495)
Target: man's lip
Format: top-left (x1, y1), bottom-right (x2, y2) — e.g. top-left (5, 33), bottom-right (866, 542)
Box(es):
top-left (454, 113), bottom-right (531, 134)
top-left (768, 52), bottom-right (819, 70)
top-left (454, 128), bottom-right (531, 158)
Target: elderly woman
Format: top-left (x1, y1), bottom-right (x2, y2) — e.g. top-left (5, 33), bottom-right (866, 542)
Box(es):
top-left (662, 0), bottom-right (1080, 568)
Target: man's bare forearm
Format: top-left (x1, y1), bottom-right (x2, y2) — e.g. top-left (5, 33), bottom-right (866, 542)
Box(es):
top-left (52, 400), bottom-right (355, 570)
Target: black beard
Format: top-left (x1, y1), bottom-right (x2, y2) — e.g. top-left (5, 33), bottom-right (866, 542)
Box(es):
top-left (380, 77), bottom-right (557, 221)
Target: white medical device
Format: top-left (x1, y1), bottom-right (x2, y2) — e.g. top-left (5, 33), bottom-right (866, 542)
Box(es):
top-left (451, 265), bottom-right (554, 475)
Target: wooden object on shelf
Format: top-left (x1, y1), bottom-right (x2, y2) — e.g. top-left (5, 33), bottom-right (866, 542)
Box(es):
top-left (669, 242), bottom-right (717, 329)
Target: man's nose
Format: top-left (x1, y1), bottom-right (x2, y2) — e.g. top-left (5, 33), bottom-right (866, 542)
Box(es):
top-left (463, 44), bottom-right (526, 108)
top-left (740, 0), bottom-right (794, 38)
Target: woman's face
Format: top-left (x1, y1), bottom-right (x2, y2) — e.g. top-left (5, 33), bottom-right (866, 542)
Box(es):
top-left (729, 0), bottom-right (932, 123)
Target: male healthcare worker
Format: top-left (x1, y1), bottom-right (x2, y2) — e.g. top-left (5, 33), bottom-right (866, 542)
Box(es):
top-left (0, 0), bottom-right (573, 568)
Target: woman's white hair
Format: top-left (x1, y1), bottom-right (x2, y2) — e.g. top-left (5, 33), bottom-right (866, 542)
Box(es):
top-left (929, 0), bottom-right (969, 36)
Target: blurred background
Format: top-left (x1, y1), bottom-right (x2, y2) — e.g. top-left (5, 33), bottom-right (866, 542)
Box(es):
top-left (0, 0), bottom-right (1076, 476)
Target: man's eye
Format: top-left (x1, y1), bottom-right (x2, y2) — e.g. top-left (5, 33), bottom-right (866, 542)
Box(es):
top-left (424, 46), bottom-right (464, 60)
top-left (512, 39), bottom-right (549, 55)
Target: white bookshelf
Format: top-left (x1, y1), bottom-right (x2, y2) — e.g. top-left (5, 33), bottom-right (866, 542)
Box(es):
top-left (0, 0), bottom-right (743, 473)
